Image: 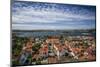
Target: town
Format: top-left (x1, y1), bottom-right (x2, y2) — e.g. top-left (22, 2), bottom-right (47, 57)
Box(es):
top-left (12, 31), bottom-right (96, 66)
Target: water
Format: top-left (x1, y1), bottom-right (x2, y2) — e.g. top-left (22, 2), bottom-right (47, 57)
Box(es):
top-left (12, 30), bottom-right (96, 37)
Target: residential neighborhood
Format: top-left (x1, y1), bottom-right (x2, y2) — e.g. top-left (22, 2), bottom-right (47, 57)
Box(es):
top-left (12, 31), bottom-right (96, 66)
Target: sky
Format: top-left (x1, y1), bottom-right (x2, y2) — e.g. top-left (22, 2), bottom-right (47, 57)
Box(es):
top-left (12, 1), bottom-right (96, 30)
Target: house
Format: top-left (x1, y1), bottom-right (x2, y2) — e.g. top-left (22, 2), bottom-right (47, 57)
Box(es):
top-left (46, 36), bottom-right (60, 44)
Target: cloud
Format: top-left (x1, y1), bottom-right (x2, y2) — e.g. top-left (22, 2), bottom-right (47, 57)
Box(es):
top-left (12, 1), bottom-right (96, 30)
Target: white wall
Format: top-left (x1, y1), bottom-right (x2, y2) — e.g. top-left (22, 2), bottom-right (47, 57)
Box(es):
top-left (0, 0), bottom-right (100, 67)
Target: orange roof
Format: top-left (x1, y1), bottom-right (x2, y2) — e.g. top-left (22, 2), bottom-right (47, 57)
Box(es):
top-left (39, 47), bottom-right (48, 53)
top-left (48, 36), bottom-right (60, 39)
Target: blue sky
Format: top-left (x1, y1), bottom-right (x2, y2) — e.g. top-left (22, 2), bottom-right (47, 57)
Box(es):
top-left (12, 1), bottom-right (96, 30)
